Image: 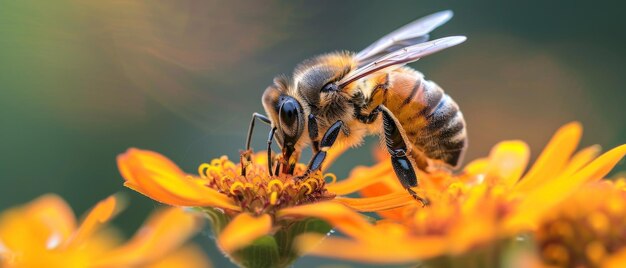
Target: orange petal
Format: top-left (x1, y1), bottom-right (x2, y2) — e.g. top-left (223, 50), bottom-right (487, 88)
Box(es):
top-left (334, 192), bottom-right (415, 212)
top-left (604, 246), bottom-right (626, 268)
top-left (217, 213), bottom-right (272, 254)
top-left (516, 122), bottom-right (582, 191)
top-left (142, 244), bottom-right (213, 268)
top-left (0, 195), bottom-right (77, 253)
top-left (117, 148), bottom-right (239, 210)
top-left (326, 161), bottom-right (393, 195)
top-left (94, 207), bottom-right (202, 267)
top-left (296, 233), bottom-right (447, 264)
top-left (278, 202), bottom-right (376, 241)
top-left (66, 195), bottom-right (120, 248)
top-left (25, 194), bottom-right (77, 243)
top-left (507, 144), bottom-right (626, 230)
top-left (321, 143), bottom-right (349, 172)
top-left (485, 140), bottom-right (530, 187)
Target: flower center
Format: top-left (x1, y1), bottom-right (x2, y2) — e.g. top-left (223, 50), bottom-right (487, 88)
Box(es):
top-left (535, 184), bottom-right (626, 267)
top-left (198, 153), bottom-right (336, 215)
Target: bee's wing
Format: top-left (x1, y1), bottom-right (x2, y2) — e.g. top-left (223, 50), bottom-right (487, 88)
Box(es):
top-left (339, 36), bottom-right (466, 88)
top-left (355, 10), bottom-right (453, 66)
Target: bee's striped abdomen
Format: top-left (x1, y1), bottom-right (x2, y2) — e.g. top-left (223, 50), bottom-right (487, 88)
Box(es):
top-left (383, 68), bottom-right (467, 169)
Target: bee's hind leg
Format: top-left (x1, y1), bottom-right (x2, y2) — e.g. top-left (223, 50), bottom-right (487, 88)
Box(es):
top-left (379, 105), bottom-right (429, 207)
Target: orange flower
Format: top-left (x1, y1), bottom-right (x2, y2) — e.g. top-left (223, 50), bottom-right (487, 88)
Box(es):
top-left (536, 179), bottom-right (626, 268)
top-left (117, 146), bottom-right (407, 267)
top-left (0, 194), bottom-right (210, 268)
top-left (292, 123), bottom-right (626, 264)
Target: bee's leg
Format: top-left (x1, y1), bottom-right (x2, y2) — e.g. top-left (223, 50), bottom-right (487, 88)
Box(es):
top-left (355, 106), bottom-right (381, 124)
top-left (242, 113), bottom-right (272, 176)
top-left (306, 120), bottom-right (343, 174)
top-left (267, 127), bottom-right (277, 176)
top-left (308, 114), bottom-right (320, 154)
top-left (245, 113), bottom-right (271, 151)
top-left (379, 105), bottom-right (429, 206)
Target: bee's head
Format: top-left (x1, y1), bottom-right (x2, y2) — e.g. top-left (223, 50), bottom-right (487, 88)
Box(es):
top-left (262, 77), bottom-right (305, 170)
top-left (275, 94), bottom-right (305, 148)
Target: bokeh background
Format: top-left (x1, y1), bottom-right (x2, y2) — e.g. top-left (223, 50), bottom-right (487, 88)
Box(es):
top-left (1, 0), bottom-right (624, 267)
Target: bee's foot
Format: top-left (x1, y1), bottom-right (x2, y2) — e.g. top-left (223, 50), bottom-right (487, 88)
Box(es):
top-left (407, 188), bottom-right (430, 207)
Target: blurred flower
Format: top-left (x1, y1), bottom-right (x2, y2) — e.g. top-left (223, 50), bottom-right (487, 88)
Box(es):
top-left (0, 194), bottom-right (210, 268)
top-left (293, 123), bottom-right (626, 264)
top-left (536, 179), bottom-right (626, 268)
top-left (117, 147), bottom-right (408, 267)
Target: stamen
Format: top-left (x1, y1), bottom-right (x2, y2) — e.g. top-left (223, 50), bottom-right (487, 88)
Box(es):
top-left (244, 183), bottom-right (254, 190)
top-left (268, 179), bottom-right (284, 191)
top-left (270, 192), bottom-right (278, 205)
top-left (200, 151), bottom-right (336, 214)
top-left (304, 178), bottom-right (320, 188)
top-left (230, 182), bottom-right (245, 195)
top-left (323, 173), bottom-right (337, 184)
top-left (198, 163), bottom-right (213, 178)
top-left (301, 182), bottom-right (313, 195)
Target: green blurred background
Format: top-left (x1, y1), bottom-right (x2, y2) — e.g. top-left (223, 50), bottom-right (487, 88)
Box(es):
top-left (1, 0), bottom-right (624, 266)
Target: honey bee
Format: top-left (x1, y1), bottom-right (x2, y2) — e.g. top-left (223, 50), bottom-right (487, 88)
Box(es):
top-left (245, 10), bottom-right (467, 204)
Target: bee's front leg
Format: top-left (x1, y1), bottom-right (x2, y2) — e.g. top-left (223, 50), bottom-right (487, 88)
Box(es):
top-left (308, 114), bottom-right (320, 154)
top-left (242, 113), bottom-right (272, 176)
top-left (379, 105), bottom-right (429, 206)
top-left (305, 120), bottom-right (343, 174)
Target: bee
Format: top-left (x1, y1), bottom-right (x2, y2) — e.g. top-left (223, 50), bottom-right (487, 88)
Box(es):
top-left (244, 10), bottom-right (467, 204)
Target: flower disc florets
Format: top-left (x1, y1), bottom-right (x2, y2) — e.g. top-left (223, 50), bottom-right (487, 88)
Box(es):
top-left (198, 152), bottom-right (336, 215)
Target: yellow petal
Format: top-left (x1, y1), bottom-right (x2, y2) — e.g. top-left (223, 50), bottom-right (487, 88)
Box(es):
top-left (117, 148), bottom-right (239, 210)
top-left (94, 208), bottom-right (202, 267)
top-left (574, 144), bottom-right (626, 183)
top-left (295, 233), bottom-right (447, 264)
top-left (558, 145), bottom-right (601, 179)
top-left (507, 144), bottom-right (626, 230)
top-left (463, 158), bottom-right (489, 176)
top-left (516, 122), bottom-right (582, 191)
top-left (217, 213), bottom-right (272, 254)
top-left (278, 202), bottom-right (376, 241)
top-left (485, 140), bottom-right (530, 187)
top-left (66, 195), bottom-right (120, 247)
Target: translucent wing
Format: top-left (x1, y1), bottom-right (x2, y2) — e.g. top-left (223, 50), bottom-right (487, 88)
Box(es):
top-left (339, 36), bottom-right (466, 88)
top-left (355, 10), bottom-right (453, 66)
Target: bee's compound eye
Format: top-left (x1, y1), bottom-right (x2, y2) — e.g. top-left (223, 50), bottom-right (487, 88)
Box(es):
top-left (277, 96), bottom-right (304, 142)
top-left (321, 82), bottom-right (338, 93)
top-left (279, 100), bottom-right (298, 127)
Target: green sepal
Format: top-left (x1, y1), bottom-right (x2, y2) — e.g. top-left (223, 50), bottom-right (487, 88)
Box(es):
top-left (196, 207), bottom-right (332, 268)
top-left (274, 217), bottom-right (332, 267)
top-left (196, 207), bottom-right (231, 235)
top-left (231, 235), bottom-right (280, 268)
